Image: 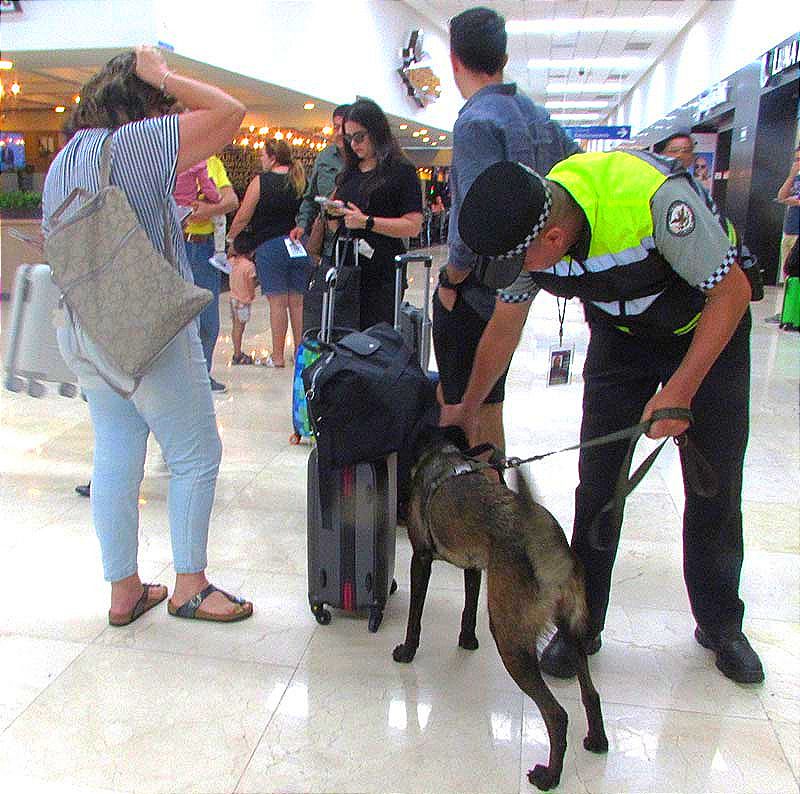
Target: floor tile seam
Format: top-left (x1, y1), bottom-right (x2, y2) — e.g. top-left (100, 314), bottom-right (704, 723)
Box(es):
top-left (231, 661), bottom-right (306, 794)
top-left (0, 637), bottom-right (92, 740)
top-left (87, 633), bottom-right (301, 671)
top-left (766, 714), bottom-right (800, 787)
top-left (564, 696), bottom-right (774, 725)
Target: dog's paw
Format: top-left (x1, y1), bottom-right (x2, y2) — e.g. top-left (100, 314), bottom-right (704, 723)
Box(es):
top-left (458, 631), bottom-right (479, 651)
top-left (392, 643), bottom-right (418, 663)
top-left (584, 732), bottom-right (609, 754)
top-left (528, 764), bottom-right (560, 791)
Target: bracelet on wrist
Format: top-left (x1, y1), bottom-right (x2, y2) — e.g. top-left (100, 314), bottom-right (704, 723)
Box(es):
top-left (159, 70), bottom-right (174, 93)
top-left (364, 215), bottom-right (375, 232)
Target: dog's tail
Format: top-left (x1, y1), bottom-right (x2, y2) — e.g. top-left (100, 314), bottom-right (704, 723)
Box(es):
top-left (515, 468), bottom-right (590, 638)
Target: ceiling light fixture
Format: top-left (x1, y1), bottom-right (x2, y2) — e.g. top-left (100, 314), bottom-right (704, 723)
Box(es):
top-left (422, 136), bottom-right (430, 142)
top-left (0, 60), bottom-right (13, 70)
top-left (303, 102), bottom-right (315, 110)
top-left (259, 126), bottom-right (269, 134)
top-left (529, 57), bottom-right (644, 70)
top-left (54, 106), bottom-right (66, 113)
top-left (546, 82), bottom-right (629, 94)
top-left (438, 134), bottom-right (446, 140)
top-left (508, 17), bottom-right (674, 34)
top-left (322, 125), bottom-right (332, 135)
top-left (419, 128), bottom-right (428, 135)
top-left (10, 81), bottom-right (21, 95)
top-left (399, 123), bottom-right (408, 130)
top-left (545, 99), bottom-right (609, 109)
top-left (412, 131), bottom-right (420, 138)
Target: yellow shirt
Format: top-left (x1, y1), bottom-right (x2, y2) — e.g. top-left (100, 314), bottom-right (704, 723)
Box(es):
top-left (184, 155), bottom-right (232, 235)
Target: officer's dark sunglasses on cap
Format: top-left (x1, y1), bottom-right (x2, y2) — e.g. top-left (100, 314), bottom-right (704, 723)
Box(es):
top-left (474, 250), bottom-right (527, 290)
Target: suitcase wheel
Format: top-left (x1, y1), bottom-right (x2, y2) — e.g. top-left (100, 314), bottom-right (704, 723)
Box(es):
top-left (289, 432), bottom-right (301, 445)
top-left (27, 380), bottom-right (45, 398)
top-left (59, 383), bottom-right (78, 398)
top-left (368, 605), bottom-right (384, 633)
top-left (5, 375), bottom-right (25, 393)
top-left (311, 602), bottom-right (331, 625)
top-left (390, 579), bottom-right (398, 596)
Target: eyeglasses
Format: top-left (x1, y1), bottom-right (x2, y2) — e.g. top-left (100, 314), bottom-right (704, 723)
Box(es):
top-left (664, 146), bottom-right (694, 154)
top-left (344, 131), bottom-right (369, 146)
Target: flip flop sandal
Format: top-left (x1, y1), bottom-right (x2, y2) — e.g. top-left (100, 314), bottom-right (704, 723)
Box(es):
top-left (232, 352), bottom-right (255, 365)
top-left (167, 584), bottom-right (253, 623)
top-left (108, 583), bottom-right (168, 627)
top-left (257, 355), bottom-right (285, 368)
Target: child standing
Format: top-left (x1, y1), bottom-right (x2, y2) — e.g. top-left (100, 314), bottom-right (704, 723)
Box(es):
top-left (229, 252), bottom-right (257, 364)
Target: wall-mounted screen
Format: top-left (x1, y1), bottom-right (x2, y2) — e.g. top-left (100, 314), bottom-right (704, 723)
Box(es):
top-left (0, 133), bottom-right (26, 172)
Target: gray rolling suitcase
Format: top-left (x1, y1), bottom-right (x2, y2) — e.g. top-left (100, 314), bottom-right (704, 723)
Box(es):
top-left (306, 259), bottom-right (398, 633)
top-left (394, 253), bottom-right (433, 371)
top-left (4, 264), bottom-right (78, 398)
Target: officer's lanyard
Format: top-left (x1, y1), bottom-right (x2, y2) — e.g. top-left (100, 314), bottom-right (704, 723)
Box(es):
top-left (555, 259), bottom-right (575, 345)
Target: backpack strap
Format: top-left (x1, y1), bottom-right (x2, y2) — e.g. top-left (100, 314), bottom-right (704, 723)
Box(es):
top-left (99, 134), bottom-right (113, 187)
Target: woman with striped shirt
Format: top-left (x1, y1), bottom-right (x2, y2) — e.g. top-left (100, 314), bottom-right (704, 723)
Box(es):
top-left (42, 46), bottom-right (253, 625)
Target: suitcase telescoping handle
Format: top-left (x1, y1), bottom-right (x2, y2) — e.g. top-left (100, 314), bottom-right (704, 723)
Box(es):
top-left (394, 253), bottom-right (433, 368)
top-left (321, 231), bottom-right (360, 344)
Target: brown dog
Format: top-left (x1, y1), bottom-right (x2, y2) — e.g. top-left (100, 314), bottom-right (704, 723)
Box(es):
top-left (393, 433), bottom-right (608, 791)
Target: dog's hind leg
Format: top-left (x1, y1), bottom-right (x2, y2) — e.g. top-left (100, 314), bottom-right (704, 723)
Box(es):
top-left (393, 549), bottom-right (433, 663)
top-left (493, 640), bottom-right (568, 791)
top-left (573, 646), bottom-right (608, 753)
top-left (458, 568), bottom-right (481, 650)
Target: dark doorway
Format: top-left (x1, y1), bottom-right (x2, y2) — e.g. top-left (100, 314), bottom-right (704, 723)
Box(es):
top-left (746, 80), bottom-right (799, 284)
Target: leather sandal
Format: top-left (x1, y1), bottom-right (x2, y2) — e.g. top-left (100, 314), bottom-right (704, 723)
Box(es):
top-left (108, 583), bottom-right (168, 627)
top-left (167, 584), bottom-right (253, 623)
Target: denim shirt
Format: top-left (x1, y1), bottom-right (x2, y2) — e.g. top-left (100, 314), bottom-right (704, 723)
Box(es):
top-left (295, 143), bottom-right (344, 231)
top-left (448, 83), bottom-right (580, 273)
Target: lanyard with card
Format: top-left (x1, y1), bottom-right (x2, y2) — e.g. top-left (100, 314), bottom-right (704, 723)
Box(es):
top-left (546, 261), bottom-right (575, 387)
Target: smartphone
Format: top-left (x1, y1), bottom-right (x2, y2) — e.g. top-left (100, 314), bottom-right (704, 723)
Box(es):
top-left (314, 196), bottom-right (345, 213)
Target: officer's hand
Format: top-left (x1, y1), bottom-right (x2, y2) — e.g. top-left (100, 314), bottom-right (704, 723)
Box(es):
top-left (641, 390), bottom-right (691, 439)
top-left (439, 400), bottom-right (480, 447)
top-left (289, 226), bottom-right (305, 243)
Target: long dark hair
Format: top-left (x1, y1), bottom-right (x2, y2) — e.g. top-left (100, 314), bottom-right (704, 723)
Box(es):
top-left (336, 98), bottom-right (408, 204)
top-left (64, 52), bottom-right (175, 137)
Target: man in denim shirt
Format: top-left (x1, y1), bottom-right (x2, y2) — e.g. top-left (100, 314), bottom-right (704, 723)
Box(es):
top-left (433, 6), bottom-right (579, 451)
top-left (290, 104), bottom-right (350, 261)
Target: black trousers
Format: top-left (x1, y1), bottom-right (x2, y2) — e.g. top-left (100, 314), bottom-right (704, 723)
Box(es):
top-left (574, 310), bottom-right (751, 640)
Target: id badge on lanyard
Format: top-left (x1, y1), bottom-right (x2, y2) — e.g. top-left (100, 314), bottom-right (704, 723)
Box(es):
top-left (546, 295), bottom-right (574, 387)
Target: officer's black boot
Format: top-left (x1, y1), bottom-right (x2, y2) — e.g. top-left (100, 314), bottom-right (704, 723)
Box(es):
top-left (695, 627), bottom-right (764, 684)
top-left (540, 630), bottom-right (602, 678)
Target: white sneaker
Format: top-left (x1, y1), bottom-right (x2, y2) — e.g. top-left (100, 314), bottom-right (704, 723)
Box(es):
top-left (208, 253), bottom-right (232, 274)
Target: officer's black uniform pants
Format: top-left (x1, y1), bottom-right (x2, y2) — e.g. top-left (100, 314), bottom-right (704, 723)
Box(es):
top-left (573, 310), bottom-right (751, 640)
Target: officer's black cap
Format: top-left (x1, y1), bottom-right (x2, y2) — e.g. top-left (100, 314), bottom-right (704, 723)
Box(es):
top-left (458, 161), bottom-right (552, 289)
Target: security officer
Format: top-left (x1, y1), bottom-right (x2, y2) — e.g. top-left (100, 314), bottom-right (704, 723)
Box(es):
top-left (444, 150), bottom-right (764, 684)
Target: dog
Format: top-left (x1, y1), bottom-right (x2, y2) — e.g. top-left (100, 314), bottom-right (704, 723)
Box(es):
top-left (393, 431), bottom-right (608, 791)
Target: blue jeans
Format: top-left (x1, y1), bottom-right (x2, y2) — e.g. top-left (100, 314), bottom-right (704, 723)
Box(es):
top-left (185, 238), bottom-right (219, 372)
top-left (83, 325), bottom-right (222, 582)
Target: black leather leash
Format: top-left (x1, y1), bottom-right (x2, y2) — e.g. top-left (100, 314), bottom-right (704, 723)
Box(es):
top-left (462, 407), bottom-right (718, 551)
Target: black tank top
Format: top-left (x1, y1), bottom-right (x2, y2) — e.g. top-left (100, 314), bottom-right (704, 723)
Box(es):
top-left (250, 171), bottom-right (302, 241)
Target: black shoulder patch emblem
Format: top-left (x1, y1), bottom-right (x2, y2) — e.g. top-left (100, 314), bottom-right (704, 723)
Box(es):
top-left (666, 200), bottom-right (696, 237)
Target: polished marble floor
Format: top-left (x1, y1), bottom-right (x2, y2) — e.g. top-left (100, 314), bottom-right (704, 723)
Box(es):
top-left (1, 248), bottom-right (798, 794)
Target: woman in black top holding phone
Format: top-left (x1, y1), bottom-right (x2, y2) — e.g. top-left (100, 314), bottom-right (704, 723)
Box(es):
top-left (332, 99), bottom-right (423, 329)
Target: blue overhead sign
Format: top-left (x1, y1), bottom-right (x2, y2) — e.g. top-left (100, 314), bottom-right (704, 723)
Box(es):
top-left (563, 125), bottom-right (631, 140)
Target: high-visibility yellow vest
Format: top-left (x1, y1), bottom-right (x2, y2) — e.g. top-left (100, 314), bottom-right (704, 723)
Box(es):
top-left (529, 150), bottom-right (705, 336)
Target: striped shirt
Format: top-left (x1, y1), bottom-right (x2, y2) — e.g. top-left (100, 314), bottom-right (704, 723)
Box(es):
top-left (42, 114), bottom-right (190, 281)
